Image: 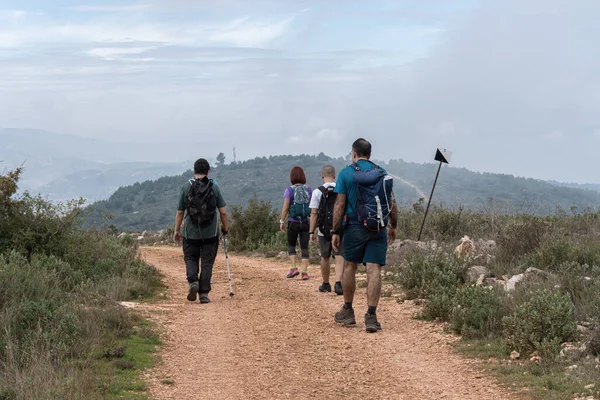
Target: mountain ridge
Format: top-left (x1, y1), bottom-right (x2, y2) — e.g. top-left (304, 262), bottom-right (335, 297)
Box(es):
top-left (89, 154), bottom-right (600, 231)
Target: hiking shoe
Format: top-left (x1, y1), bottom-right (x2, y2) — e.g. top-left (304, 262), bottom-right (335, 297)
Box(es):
top-left (334, 306), bottom-right (356, 325)
top-left (334, 282), bottom-right (343, 296)
top-left (318, 283), bottom-right (332, 292)
top-left (199, 295), bottom-right (211, 304)
top-left (187, 281), bottom-right (199, 302)
top-left (301, 272), bottom-right (310, 281)
top-left (286, 268), bottom-right (300, 278)
top-left (365, 313), bottom-right (382, 333)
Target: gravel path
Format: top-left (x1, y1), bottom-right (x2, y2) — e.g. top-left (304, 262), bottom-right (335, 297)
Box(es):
top-left (140, 246), bottom-right (516, 400)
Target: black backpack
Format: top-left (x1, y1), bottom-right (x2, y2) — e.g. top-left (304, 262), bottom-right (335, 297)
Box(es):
top-left (316, 185), bottom-right (337, 240)
top-left (185, 178), bottom-right (217, 227)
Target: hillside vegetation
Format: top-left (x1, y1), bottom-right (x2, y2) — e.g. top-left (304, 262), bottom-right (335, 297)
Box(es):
top-left (90, 154), bottom-right (600, 231)
top-left (0, 167), bottom-right (162, 399)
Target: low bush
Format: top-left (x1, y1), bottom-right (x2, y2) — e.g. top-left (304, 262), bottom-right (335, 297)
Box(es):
top-left (451, 286), bottom-right (507, 338)
top-left (502, 289), bottom-right (577, 355)
top-left (526, 237), bottom-right (600, 271)
top-left (397, 251), bottom-right (466, 321)
top-left (586, 326), bottom-right (600, 357)
top-left (0, 168), bottom-right (162, 399)
top-left (228, 197), bottom-right (286, 252)
top-left (496, 217), bottom-right (547, 264)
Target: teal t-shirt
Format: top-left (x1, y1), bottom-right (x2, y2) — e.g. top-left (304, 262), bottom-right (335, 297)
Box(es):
top-left (335, 160), bottom-right (392, 216)
top-left (177, 179), bottom-right (226, 240)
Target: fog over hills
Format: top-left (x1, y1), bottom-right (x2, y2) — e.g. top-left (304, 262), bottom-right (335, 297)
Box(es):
top-left (0, 128), bottom-right (217, 201)
top-left (2, 128), bottom-right (600, 207)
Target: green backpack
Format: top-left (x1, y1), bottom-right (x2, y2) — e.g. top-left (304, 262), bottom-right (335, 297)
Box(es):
top-left (289, 185), bottom-right (311, 220)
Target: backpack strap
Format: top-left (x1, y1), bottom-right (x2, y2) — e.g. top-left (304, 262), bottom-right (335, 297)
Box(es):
top-left (352, 160), bottom-right (381, 172)
top-left (318, 185), bottom-right (327, 195)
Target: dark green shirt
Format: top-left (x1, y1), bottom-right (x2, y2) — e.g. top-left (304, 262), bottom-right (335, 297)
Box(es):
top-left (177, 179), bottom-right (226, 240)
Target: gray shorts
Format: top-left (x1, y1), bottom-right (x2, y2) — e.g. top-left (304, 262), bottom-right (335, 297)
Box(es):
top-left (318, 235), bottom-right (343, 259)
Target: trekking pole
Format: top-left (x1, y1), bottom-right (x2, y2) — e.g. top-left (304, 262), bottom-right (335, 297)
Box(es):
top-left (223, 235), bottom-right (234, 297)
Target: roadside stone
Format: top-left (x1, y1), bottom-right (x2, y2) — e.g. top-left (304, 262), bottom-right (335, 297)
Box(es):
top-left (483, 277), bottom-right (506, 288)
top-left (510, 351), bottom-right (520, 360)
top-left (476, 274), bottom-right (486, 286)
top-left (524, 267), bottom-right (557, 280)
top-left (118, 301), bottom-right (138, 309)
top-left (566, 364), bottom-right (578, 371)
top-left (530, 355), bottom-right (542, 363)
top-left (584, 384), bottom-right (595, 390)
top-left (578, 325), bottom-right (589, 334)
top-left (455, 236), bottom-right (475, 256)
top-left (476, 239), bottom-right (497, 253)
top-left (560, 343), bottom-right (578, 357)
top-left (467, 266), bottom-right (490, 282)
top-left (505, 274), bottom-right (524, 292)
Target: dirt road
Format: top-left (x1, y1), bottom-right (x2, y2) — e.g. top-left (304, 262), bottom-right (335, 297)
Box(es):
top-left (140, 246), bottom-right (515, 400)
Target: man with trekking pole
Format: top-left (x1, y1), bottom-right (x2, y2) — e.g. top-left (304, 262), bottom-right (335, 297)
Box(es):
top-left (173, 158), bottom-right (229, 303)
top-left (331, 138), bottom-right (398, 333)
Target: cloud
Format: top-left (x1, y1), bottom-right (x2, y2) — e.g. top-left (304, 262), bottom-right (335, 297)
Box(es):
top-left (0, 9), bottom-right (26, 20)
top-left (287, 128), bottom-right (342, 146)
top-left (208, 16), bottom-right (295, 47)
top-left (88, 46), bottom-right (156, 60)
top-left (0, 11), bottom-right (295, 50)
top-left (68, 4), bottom-right (153, 12)
top-left (4, 0), bottom-right (599, 183)
top-left (544, 131), bottom-right (565, 141)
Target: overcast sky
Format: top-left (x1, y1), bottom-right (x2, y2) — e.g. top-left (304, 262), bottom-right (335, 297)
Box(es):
top-left (1, 0), bottom-right (598, 183)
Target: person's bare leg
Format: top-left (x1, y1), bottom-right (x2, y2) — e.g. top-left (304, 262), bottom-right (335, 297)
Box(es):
top-left (320, 257), bottom-right (331, 284)
top-left (334, 258), bottom-right (345, 283)
top-left (343, 262), bottom-right (358, 304)
top-left (301, 258), bottom-right (309, 271)
top-left (366, 263), bottom-right (382, 307)
top-left (289, 254), bottom-right (297, 268)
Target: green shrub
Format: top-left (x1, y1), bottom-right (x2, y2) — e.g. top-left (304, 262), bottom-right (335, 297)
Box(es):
top-left (502, 289), bottom-right (577, 355)
top-left (0, 168), bottom-right (162, 399)
top-left (535, 338), bottom-right (562, 362)
top-left (397, 251), bottom-right (466, 301)
top-left (496, 217), bottom-right (547, 263)
top-left (555, 262), bottom-right (600, 321)
top-left (587, 326), bottom-right (600, 357)
top-left (420, 289), bottom-right (456, 321)
top-left (396, 251), bottom-right (466, 321)
top-left (451, 286), bottom-right (507, 338)
top-left (229, 197), bottom-right (284, 252)
top-left (526, 238), bottom-right (600, 271)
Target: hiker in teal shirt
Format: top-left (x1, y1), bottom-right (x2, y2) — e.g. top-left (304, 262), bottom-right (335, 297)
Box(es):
top-left (331, 138), bottom-right (398, 333)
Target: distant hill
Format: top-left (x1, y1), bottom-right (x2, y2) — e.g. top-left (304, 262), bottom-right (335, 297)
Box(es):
top-left (548, 180), bottom-right (600, 194)
top-left (0, 128), bottom-right (214, 201)
top-left (39, 161), bottom-right (189, 202)
top-left (90, 154), bottom-right (600, 231)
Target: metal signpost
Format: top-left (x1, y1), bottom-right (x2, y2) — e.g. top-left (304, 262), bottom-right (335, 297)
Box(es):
top-left (417, 148), bottom-right (452, 241)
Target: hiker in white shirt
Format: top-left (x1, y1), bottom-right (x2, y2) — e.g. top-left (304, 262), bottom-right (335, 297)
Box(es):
top-left (309, 165), bottom-right (345, 295)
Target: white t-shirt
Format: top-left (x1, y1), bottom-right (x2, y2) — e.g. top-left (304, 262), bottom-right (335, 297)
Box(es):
top-left (309, 182), bottom-right (336, 236)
